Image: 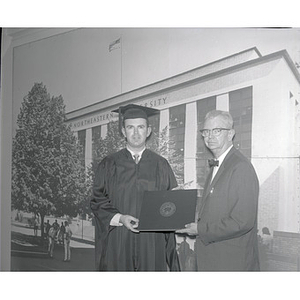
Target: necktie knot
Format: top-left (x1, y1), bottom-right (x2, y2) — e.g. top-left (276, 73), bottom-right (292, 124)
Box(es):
top-left (208, 159), bottom-right (219, 168)
top-left (133, 154), bottom-right (139, 164)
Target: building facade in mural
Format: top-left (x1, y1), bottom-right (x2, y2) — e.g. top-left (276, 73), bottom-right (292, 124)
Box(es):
top-left (66, 47), bottom-right (300, 242)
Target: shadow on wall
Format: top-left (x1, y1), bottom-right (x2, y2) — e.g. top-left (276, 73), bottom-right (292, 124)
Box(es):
top-left (257, 166), bottom-right (300, 271)
top-left (258, 167), bottom-right (280, 234)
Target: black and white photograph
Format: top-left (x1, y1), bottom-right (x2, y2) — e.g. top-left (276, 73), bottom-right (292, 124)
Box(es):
top-left (1, 2), bottom-right (300, 299)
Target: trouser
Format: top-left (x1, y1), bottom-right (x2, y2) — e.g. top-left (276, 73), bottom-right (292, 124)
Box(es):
top-left (48, 238), bottom-right (54, 257)
top-left (64, 240), bottom-right (71, 261)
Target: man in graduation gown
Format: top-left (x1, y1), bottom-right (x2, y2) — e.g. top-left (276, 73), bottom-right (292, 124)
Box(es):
top-left (90, 104), bottom-right (180, 271)
top-left (177, 110), bottom-right (260, 271)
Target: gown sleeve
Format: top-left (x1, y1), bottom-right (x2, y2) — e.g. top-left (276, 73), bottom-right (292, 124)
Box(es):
top-left (90, 157), bottom-right (120, 231)
top-left (90, 157), bottom-right (120, 270)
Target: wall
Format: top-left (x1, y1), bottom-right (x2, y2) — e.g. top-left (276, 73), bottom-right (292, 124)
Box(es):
top-left (2, 28), bottom-right (300, 271)
top-left (252, 58), bottom-right (300, 233)
top-left (1, 28), bottom-right (74, 270)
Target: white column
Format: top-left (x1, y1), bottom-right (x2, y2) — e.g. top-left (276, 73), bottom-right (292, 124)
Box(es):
top-left (216, 93), bottom-right (229, 111)
top-left (101, 124), bottom-right (108, 138)
top-left (159, 108), bottom-right (169, 133)
top-left (159, 108), bottom-right (169, 150)
top-left (184, 102), bottom-right (197, 189)
top-left (85, 128), bottom-right (92, 168)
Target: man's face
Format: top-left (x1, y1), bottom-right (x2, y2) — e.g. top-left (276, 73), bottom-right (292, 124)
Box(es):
top-left (122, 118), bottom-right (151, 151)
top-left (202, 116), bottom-right (234, 156)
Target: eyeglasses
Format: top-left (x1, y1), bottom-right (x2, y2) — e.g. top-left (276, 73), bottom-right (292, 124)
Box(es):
top-left (200, 128), bottom-right (231, 137)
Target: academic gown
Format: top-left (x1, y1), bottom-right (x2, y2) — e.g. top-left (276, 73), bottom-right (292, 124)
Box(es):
top-left (90, 148), bottom-right (180, 271)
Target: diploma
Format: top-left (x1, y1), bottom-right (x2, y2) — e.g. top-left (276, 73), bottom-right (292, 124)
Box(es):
top-left (138, 189), bottom-right (197, 231)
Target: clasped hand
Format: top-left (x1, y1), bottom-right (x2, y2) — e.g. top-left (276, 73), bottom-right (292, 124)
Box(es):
top-left (120, 215), bottom-right (139, 233)
top-left (176, 222), bottom-right (198, 236)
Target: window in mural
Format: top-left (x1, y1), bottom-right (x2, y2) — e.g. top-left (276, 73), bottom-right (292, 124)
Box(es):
top-left (196, 96), bottom-right (216, 193)
top-left (229, 86), bottom-right (253, 159)
top-left (169, 104), bottom-right (186, 184)
top-left (77, 129), bottom-right (86, 167)
top-left (146, 113), bottom-right (160, 149)
top-left (92, 125), bottom-right (102, 161)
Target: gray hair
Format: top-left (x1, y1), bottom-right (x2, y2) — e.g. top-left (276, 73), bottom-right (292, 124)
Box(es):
top-left (204, 110), bottom-right (234, 129)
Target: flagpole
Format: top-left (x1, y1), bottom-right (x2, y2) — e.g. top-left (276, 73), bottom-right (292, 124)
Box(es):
top-left (109, 37), bottom-right (122, 94)
top-left (120, 36), bottom-right (123, 94)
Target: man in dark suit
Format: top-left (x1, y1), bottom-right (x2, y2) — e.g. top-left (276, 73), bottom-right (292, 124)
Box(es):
top-left (177, 110), bottom-right (260, 271)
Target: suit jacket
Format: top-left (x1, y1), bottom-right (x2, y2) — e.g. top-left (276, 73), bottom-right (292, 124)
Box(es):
top-left (196, 147), bottom-right (260, 271)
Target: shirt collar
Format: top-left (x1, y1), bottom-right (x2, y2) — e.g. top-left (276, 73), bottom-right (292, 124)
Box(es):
top-left (215, 145), bottom-right (233, 167)
top-left (126, 146), bottom-right (146, 159)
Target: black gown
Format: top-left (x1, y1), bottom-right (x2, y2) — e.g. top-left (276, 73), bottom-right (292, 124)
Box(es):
top-left (90, 148), bottom-right (180, 271)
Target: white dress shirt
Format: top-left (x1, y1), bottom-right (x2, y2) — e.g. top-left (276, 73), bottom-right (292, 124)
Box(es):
top-left (211, 145), bottom-right (233, 183)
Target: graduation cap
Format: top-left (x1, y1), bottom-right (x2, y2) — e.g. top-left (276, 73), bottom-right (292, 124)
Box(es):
top-left (112, 104), bottom-right (159, 135)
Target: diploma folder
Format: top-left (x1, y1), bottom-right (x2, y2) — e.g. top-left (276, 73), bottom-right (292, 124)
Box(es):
top-left (138, 189), bottom-right (197, 231)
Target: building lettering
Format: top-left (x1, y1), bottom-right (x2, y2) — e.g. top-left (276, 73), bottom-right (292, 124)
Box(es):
top-left (143, 97), bottom-right (167, 108)
top-left (70, 112), bottom-right (115, 130)
top-left (69, 96), bottom-right (168, 130)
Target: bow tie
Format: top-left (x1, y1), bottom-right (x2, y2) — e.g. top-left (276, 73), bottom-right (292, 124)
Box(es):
top-left (208, 159), bottom-right (219, 168)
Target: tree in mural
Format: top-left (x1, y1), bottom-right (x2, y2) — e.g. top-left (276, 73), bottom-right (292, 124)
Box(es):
top-left (147, 126), bottom-right (184, 187)
top-left (11, 83), bottom-right (90, 238)
top-left (92, 120), bottom-right (126, 165)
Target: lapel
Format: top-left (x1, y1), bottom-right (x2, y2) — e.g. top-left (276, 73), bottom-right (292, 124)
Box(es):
top-left (202, 147), bottom-right (236, 201)
top-left (203, 167), bottom-right (214, 200)
top-left (199, 148), bottom-right (236, 218)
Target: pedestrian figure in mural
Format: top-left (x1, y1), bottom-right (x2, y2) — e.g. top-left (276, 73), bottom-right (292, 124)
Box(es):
top-left (63, 221), bottom-right (72, 262)
top-left (48, 225), bottom-right (59, 258)
top-left (45, 220), bottom-right (51, 239)
top-left (258, 226), bottom-right (273, 271)
top-left (52, 219), bottom-right (60, 231)
top-left (33, 217), bottom-right (38, 237)
top-left (177, 236), bottom-right (196, 271)
top-left (90, 104), bottom-right (180, 271)
top-left (261, 227), bottom-right (272, 251)
top-left (58, 221), bottom-right (65, 245)
top-left (177, 110), bottom-right (260, 271)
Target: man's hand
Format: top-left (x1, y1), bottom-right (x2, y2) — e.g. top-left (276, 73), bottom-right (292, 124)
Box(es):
top-left (120, 215), bottom-right (139, 233)
top-left (176, 222), bottom-right (198, 236)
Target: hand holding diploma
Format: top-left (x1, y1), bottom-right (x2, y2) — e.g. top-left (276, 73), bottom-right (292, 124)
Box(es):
top-left (176, 222), bottom-right (198, 236)
top-left (120, 215), bottom-right (140, 233)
